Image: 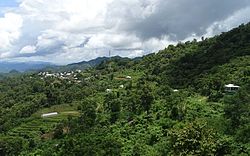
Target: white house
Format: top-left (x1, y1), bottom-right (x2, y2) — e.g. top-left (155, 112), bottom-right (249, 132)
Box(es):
top-left (76, 69), bottom-right (82, 73)
top-left (126, 76), bottom-right (132, 79)
top-left (224, 84), bottom-right (240, 92)
top-left (45, 73), bottom-right (55, 77)
top-left (41, 112), bottom-right (58, 117)
top-left (106, 89), bottom-right (112, 93)
top-left (119, 85), bottom-right (124, 88)
top-left (173, 89), bottom-right (179, 92)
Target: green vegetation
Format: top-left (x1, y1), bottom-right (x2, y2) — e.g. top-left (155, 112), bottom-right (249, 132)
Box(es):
top-left (0, 23), bottom-right (250, 155)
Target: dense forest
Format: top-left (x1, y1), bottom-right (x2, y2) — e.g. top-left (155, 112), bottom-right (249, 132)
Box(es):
top-left (0, 23), bottom-right (249, 156)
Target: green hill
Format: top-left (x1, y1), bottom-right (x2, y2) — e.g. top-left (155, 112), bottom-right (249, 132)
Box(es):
top-left (0, 23), bottom-right (249, 156)
top-left (138, 23), bottom-right (250, 99)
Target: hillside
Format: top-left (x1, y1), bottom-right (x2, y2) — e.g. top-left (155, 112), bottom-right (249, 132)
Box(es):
top-left (138, 23), bottom-right (250, 100)
top-left (0, 23), bottom-right (249, 155)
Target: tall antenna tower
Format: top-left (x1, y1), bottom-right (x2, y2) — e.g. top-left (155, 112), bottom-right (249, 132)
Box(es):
top-left (108, 50), bottom-right (112, 71)
top-left (109, 50), bottom-right (111, 58)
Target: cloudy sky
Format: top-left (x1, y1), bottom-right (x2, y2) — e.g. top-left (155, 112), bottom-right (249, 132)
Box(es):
top-left (0, 0), bottom-right (250, 64)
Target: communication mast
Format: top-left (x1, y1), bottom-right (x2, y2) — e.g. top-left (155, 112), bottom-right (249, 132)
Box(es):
top-left (109, 50), bottom-right (111, 58)
top-left (108, 50), bottom-right (112, 71)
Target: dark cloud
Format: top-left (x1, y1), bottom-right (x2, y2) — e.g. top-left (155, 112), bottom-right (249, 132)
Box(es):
top-left (18, 43), bottom-right (65, 58)
top-left (70, 37), bottom-right (91, 49)
top-left (108, 0), bottom-right (250, 40)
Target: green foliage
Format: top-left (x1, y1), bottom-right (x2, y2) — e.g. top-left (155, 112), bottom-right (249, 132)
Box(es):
top-left (168, 120), bottom-right (232, 155)
top-left (0, 23), bottom-right (250, 155)
top-left (139, 83), bottom-right (154, 113)
top-left (0, 136), bottom-right (28, 156)
top-left (224, 84), bottom-right (250, 135)
top-left (53, 123), bottom-right (64, 139)
top-left (79, 99), bottom-right (97, 128)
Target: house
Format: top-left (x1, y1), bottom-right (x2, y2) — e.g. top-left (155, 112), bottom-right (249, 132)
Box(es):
top-left (173, 89), bottom-right (179, 92)
top-left (66, 73), bottom-right (71, 76)
top-left (224, 84), bottom-right (240, 92)
top-left (45, 73), bottom-right (55, 77)
top-left (106, 89), bottom-right (112, 93)
top-left (119, 85), bottom-right (124, 88)
top-left (126, 76), bottom-right (132, 79)
top-left (76, 69), bottom-right (82, 73)
top-left (41, 112), bottom-right (58, 117)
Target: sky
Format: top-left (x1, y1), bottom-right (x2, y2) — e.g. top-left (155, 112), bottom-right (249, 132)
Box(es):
top-left (0, 0), bottom-right (18, 7)
top-left (0, 0), bottom-right (250, 65)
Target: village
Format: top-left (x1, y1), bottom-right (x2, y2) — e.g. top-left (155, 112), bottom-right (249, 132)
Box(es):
top-left (38, 69), bottom-right (82, 83)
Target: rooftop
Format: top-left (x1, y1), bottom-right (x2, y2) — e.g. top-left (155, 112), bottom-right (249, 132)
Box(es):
top-left (225, 84), bottom-right (240, 88)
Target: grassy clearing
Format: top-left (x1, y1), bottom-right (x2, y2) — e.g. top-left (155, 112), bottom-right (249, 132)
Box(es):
top-left (8, 103), bottom-right (80, 140)
top-left (32, 103), bottom-right (78, 117)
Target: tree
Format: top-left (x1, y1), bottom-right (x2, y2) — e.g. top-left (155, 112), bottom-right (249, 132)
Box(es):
top-left (224, 85), bottom-right (250, 134)
top-left (79, 99), bottom-right (97, 128)
top-left (123, 91), bottom-right (141, 116)
top-left (139, 84), bottom-right (154, 113)
top-left (0, 136), bottom-right (28, 156)
top-left (53, 123), bottom-right (64, 139)
top-left (104, 92), bottom-right (122, 123)
top-left (110, 99), bottom-right (121, 123)
top-left (168, 120), bottom-right (232, 155)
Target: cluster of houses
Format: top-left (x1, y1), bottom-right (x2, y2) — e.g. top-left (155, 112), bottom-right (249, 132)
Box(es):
top-left (38, 70), bottom-right (82, 83)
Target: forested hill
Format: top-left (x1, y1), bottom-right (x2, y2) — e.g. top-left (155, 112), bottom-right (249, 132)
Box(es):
top-left (41, 56), bottom-right (138, 73)
top-left (0, 23), bottom-right (249, 155)
top-left (139, 23), bottom-right (250, 99)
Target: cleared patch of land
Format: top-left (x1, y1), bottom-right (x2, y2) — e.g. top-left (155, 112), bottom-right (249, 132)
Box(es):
top-left (8, 104), bottom-right (79, 140)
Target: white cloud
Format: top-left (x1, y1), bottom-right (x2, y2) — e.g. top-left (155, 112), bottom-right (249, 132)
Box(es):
top-left (20, 45), bottom-right (36, 54)
top-left (0, 13), bottom-right (23, 55)
top-left (204, 6), bottom-right (250, 38)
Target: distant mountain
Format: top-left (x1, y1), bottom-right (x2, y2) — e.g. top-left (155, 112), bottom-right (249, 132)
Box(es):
top-left (40, 57), bottom-right (110, 72)
top-left (0, 56), bottom-right (138, 73)
top-left (0, 61), bottom-right (54, 73)
top-left (68, 56), bottom-right (109, 67)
